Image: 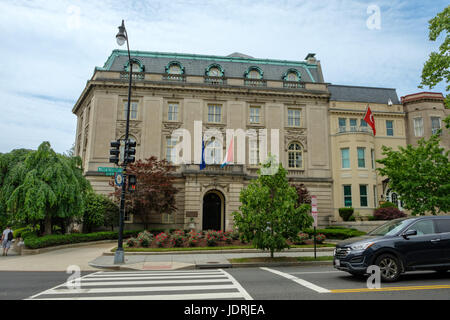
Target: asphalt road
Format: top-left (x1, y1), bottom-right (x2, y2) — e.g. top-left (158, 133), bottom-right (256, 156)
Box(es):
top-left (1, 266), bottom-right (450, 300)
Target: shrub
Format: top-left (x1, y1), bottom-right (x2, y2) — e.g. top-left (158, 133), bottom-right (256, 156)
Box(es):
top-left (223, 231), bottom-right (233, 244)
top-left (171, 230), bottom-right (186, 247)
top-left (230, 229), bottom-right (240, 240)
top-left (205, 230), bottom-right (222, 247)
top-left (315, 233), bottom-right (326, 244)
top-left (339, 208), bottom-right (354, 221)
top-left (187, 230), bottom-right (202, 247)
top-left (373, 207), bottom-right (406, 220)
top-left (136, 231), bottom-right (153, 248)
top-left (303, 228), bottom-right (365, 240)
top-left (348, 215), bottom-right (356, 221)
top-left (126, 238), bottom-right (138, 247)
top-left (23, 230), bottom-right (142, 249)
top-left (155, 232), bottom-right (169, 247)
top-left (379, 201), bottom-right (397, 208)
top-left (293, 232), bottom-right (310, 244)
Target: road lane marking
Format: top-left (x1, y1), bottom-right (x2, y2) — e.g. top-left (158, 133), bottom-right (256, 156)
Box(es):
top-left (260, 267), bottom-right (330, 293)
top-left (219, 269), bottom-right (253, 300)
top-left (44, 284), bottom-right (237, 295)
top-left (31, 292), bottom-right (245, 300)
top-left (330, 284), bottom-right (450, 293)
top-left (81, 274), bottom-right (227, 281)
top-left (26, 271), bottom-right (102, 300)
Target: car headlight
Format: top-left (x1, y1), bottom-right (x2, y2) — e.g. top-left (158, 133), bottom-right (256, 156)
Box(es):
top-left (350, 242), bottom-right (374, 251)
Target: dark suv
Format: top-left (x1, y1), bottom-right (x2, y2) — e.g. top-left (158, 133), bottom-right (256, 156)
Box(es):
top-left (333, 216), bottom-right (450, 282)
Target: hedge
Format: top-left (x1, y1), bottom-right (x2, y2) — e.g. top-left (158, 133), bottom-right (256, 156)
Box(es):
top-left (24, 230), bottom-right (142, 249)
top-left (303, 228), bottom-right (365, 240)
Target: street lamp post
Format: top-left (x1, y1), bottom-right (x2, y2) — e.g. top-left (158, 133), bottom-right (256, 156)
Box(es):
top-left (114, 20), bottom-right (133, 264)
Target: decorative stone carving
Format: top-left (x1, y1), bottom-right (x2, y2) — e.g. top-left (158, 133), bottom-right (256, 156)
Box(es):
top-left (284, 131), bottom-right (308, 151)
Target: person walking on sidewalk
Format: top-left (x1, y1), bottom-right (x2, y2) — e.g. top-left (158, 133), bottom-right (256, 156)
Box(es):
top-left (1, 226), bottom-right (13, 256)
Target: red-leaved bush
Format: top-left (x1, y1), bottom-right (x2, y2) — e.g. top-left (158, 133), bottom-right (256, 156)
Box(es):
top-left (373, 207), bottom-right (406, 220)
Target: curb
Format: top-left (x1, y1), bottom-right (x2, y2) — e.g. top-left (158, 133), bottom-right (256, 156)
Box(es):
top-left (228, 260), bottom-right (333, 268)
top-left (102, 247), bottom-right (335, 256)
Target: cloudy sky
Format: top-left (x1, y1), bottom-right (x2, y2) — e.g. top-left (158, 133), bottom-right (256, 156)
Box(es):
top-left (0, 0), bottom-right (447, 154)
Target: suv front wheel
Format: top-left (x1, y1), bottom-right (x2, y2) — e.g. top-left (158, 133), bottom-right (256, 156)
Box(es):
top-left (375, 254), bottom-right (401, 282)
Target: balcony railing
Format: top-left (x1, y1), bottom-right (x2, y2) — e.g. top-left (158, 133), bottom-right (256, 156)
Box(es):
top-left (283, 81), bottom-right (305, 89)
top-left (338, 126), bottom-right (370, 134)
top-left (204, 76), bottom-right (226, 85)
top-left (120, 72), bottom-right (145, 81)
top-left (244, 79), bottom-right (267, 87)
top-left (163, 74), bottom-right (186, 82)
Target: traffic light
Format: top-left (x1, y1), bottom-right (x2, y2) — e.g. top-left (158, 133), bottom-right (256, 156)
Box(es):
top-left (125, 139), bottom-right (136, 164)
top-left (128, 174), bottom-right (137, 192)
top-left (109, 140), bottom-right (120, 165)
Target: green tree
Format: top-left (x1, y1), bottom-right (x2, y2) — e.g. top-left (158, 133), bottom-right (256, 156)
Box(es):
top-left (376, 134), bottom-right (450, 215)
top-left (420, 6), bottom-right (449, 109)
top-left (82, 192), bottom-right (119, 232)
top-left (232, 158), bottom-right (313, 258)
top-left (0, 148), bottom-right (32, 228)
top-left (5, 142), bottom-right (91, 235)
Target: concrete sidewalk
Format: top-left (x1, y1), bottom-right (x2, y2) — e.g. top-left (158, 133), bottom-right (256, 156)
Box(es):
top-left (0, 242), bottom-right (117, 272)
top-left (88, 249), bottom-right (334, 271)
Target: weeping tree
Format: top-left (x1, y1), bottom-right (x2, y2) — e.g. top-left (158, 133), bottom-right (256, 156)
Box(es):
top-left (5, 142), bottom-right (91, 235)
top-left (0, 148), bottom-right (32, 229)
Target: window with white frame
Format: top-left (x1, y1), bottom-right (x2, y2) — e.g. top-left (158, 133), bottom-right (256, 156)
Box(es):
top-left (162, 213), bottom-right (175, 224)
top-left (208, 104), bottom-right (222, 123)
top-left (431, 117), bottom-right (441, 135)
top-left (205, 138), bottom-right (222, 164)
top-left (338, 118), bottom-right (346, 132)
top-left (124, 102), bottom-right (138, 120)
top-left (288, 142), bottom-right (303, 169)
top-left (249, 138), bottom-right (259, 165)
top-left (249, 106), bottom-right (260, 123)
top-left (288, 109), bottom-right (301, 127)
top-left (413, 117), bottom-right (423, 137)
top-left (357, 147), bottom-right (365, 168)
top-left (168, 103), bottom-right (179, 121)
top-left (166, 137), bottom-right (178, 163)
top-left (341, 148), bottom-right (350, 169)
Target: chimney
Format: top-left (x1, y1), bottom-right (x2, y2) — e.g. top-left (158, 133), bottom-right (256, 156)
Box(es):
top-left (305, 53), bottom-right (316, 64)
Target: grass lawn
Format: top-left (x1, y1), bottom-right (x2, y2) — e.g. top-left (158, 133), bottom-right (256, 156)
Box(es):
top-left (115, 243), bottom-right (335, 252)
top-left (228, 256), bottom-right (334, 263)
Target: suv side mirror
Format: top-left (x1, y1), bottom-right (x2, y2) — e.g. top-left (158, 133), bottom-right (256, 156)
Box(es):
top-left (402, 229), bottom-right (417, 239)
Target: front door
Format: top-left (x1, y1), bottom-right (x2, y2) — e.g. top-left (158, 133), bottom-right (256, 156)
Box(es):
top-left (202, 192), bottom-right (222, 231)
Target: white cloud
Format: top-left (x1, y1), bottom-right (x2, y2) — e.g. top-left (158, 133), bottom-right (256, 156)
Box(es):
top-left (0, 0), bottom-right (447, 153)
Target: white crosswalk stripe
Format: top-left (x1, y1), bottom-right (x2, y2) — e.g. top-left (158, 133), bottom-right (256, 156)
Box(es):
top-left (27, 269), bottom-right (253, 300)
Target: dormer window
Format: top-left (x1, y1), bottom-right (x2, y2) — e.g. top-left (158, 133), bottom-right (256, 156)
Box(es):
top-left (164, 61), bottom-right (185, 81)
top-left (245, 66), bottom-right (263, 80)
top-left (165, 61), bottom-right (185, 75)
top-left (209, 67), bottom-right (221, 77)
top-left (283, 69), bottom-right (301, 82)
top-left (124, 59), bottom-right (144, 72)
top-left (206, 64), bottom-right (224, 77)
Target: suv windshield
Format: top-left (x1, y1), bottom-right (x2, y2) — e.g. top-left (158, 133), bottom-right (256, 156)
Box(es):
top-left (368, 218), bottom-right (415, 236)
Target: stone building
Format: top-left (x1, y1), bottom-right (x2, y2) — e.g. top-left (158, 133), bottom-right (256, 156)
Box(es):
top-left (72, 50), bottom-right (448, 230)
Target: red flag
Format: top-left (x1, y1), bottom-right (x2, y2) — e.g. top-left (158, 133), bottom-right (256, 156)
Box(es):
top-left (364, 106), bottom-right (376, 136)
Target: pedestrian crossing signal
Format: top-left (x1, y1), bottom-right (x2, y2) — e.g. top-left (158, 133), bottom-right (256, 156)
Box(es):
top-left (128, 174), bottom-right (137, 192)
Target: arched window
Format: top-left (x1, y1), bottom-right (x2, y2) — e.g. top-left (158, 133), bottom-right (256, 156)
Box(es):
top-left (205, 137), bottom-right (222, 164)
top-left (283, 69), bottom-right (301, 82)
top-left (165, 61), bottom-right (184, 75)
top-left (288, 142), bottom-right (303, 169)
top-left (124, 59), bottom-right (144, 72)
top-left (244, 66), bottom-right (263, 79)
top-left (205, 64), bottom-right (224, 77)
